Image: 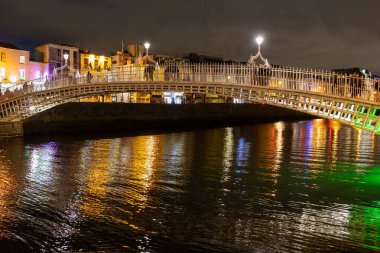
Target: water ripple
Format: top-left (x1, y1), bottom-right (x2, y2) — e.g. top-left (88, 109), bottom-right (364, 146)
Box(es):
top-left (0, 119), bottom-right (378, 252)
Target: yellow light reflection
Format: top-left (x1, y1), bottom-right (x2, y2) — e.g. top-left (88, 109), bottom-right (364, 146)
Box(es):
top-left (0, 158), bottom-right (16, 223)
top-left (125, 135), bottom-right (161, 212)
top-left (222, 127), bottom-right (234, 182)
top-left (263, 122), bottom-right (285, 197)
top-left (327, 120), bottom-right (341, 164)
top-left (313, 119), bottom-right (327, 152)
top-left (81, 140), bottom-right (112, 218)
top-left (273, 121), bottom-right (285, 169)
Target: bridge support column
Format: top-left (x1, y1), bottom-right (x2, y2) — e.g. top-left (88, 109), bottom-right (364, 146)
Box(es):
top-left (0, 121), bottom-right (23, 138)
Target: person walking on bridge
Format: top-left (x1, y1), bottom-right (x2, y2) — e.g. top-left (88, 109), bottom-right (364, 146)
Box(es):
top-left (4, 89), bottom-right (12, 99)
top-left (0, 91), bottom-right (5, 102)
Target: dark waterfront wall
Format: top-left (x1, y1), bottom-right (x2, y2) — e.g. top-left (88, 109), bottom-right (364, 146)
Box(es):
top-left (0, 121), bottom-right (23, 138)
top-left (23, 102), bottom-right (316, 135)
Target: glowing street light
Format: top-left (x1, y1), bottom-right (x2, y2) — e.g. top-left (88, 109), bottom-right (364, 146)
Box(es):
top-left (63, 53), bottom-right (69, 66)
top-left (256, 36), bottom-right (264, 52)
top-left (247, 35), bottom-right (271, 68)
top-left (256, 36), bottom-right (263, 46)
top-left (144, 42), bottom-right (151, 55)
top-left (54, 52), bottom-right (77, 76)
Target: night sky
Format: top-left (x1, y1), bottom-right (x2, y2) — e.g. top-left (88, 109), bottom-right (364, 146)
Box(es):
top-left (1, 0), bottom-right (380, 73)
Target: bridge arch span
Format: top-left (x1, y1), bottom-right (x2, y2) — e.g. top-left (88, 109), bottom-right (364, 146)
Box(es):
top-left (0, 63), bottom-right (380, 134)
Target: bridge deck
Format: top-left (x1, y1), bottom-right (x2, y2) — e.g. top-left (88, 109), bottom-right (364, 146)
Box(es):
top-left (1, 63), bottom-right (380, 134)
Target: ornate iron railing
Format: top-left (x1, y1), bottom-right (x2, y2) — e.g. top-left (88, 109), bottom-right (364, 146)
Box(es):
top-left (2, 63), bottom-right (379, 103)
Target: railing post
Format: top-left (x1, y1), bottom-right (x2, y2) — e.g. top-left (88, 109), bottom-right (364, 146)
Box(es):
top-left (344, 74), bottom-right (348, 98)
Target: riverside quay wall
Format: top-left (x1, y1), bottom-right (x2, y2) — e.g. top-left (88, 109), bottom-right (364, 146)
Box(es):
top-left (0, 121), bottom-right (23, 138)
top-left (21, 103), bottom-right (315, 135)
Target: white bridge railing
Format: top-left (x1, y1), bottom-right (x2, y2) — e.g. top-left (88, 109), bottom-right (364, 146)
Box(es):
top-left (1, 63), bottom-right (380, 103)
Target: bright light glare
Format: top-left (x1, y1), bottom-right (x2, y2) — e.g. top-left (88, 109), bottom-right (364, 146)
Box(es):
top-left (29, 106), bottom-right (35, 111)
top-left (63, 53), bottom-right (69, 61)
top-left (9, 76), bottom-right (17, 83)
top-left (256, 36), bottom-right (264, 46)
top-left (144, 42), bottom-right (150, 50)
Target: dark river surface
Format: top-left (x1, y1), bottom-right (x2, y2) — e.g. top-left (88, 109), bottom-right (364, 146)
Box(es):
top-left (0, 119), bottom-right (379, 252)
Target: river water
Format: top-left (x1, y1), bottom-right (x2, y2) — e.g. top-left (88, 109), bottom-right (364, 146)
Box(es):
top-left (0, 119), bottom-right (379, 252)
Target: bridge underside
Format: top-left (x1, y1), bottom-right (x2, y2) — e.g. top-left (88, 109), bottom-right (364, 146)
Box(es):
top-left (1, 81), bottom-right (380, 134)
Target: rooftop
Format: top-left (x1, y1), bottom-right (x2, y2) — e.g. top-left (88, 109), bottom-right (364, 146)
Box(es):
top-left (37, 42), bottom-right (78, 48)
top-left (0, 42), bottom-right (20, 50)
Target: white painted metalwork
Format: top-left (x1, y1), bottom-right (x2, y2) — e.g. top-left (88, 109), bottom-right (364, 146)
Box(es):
top-left (53, 53), bottom-right (78, 77)
top-left (1, 63), bottom-right (380, 134)
top-left (248, 36), bottom-right (271, 68)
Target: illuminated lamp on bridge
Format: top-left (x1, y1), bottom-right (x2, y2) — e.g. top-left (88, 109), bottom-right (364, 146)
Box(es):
top-left (248, 35), bottom-right (271, 68)
top-left (142, 41), bottom-right (157, 65)
top-left (144, 42), bottom-right (150, 55)
top-left (53, 53), bottom-right (78, 77)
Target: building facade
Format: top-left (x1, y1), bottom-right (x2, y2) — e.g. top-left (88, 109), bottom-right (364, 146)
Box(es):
top-left (0, 42), bottom-right (48, 86)
top-left (35, 43), bottom-right (79, 75)
top-left (111, 51), bottom-right (134, 67)
top-left (80, 50), bottom-right (112, 74)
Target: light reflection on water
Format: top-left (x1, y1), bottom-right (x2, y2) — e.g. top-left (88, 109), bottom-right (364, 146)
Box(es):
top-left (0, 151), bottom-right (16, 237)
top-left (0, 119), bottom-right (379, 252)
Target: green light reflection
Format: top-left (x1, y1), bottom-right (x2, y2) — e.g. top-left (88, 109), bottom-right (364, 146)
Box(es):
top-left (349, 201), bottom-right (380, 251)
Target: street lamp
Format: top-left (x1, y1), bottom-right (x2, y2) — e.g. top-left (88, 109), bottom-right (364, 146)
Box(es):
top-left (247, 35), bottom-right (271, 68)
top-left (256, 36), bottom-right (263, 53)
top-left (63, 53), bottom-right (69, 64)
top-left (144, 42), bottom-right (150, 55)
top-left (53, 52), bottom-right (77, 76)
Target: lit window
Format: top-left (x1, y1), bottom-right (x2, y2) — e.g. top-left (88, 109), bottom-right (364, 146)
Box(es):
top-left (0, 52), bottom-right (6, 62)
top-left (20, 69), bottom-right (25, 81)
top-left (0, 67), bottom-right (5, 78)
top-left (20, 55), bottom-right (25, 64)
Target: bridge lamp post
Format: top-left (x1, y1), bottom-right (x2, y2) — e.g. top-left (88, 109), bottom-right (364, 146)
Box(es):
top-left (248, 35), bottom-right (271, 68)
top-left (144, 42), bottom-right (151, 55)
top-left (63, 53), bottom-right (69, 65)
top-left (256, 36), bottom-right (263, 53)
top-left (53, 52), bottom-right (77, 77)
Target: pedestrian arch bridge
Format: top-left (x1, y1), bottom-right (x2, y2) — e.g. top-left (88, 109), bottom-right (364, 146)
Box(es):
top-left (1, 63), bottom-right (380, 134)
